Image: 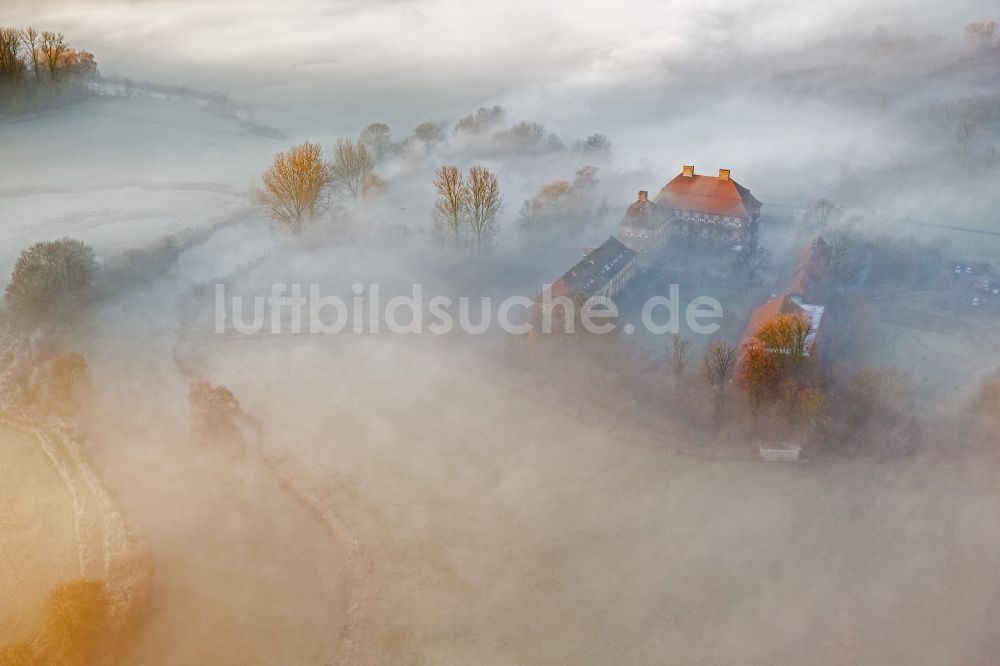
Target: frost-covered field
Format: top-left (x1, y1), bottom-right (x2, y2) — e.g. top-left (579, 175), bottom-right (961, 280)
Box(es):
top-left (0, 97), bottom-right (282, 189)
top-left (0, 188), bottom-right (252, 278)
top-left (0, 96), bottom-right (287, 276)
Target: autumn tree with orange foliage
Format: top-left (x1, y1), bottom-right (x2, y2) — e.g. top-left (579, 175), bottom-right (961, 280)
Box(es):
top-left (0, 642), bottom-right (36, 666)
top-left (754, 311), bottom-right (814, 371)
top-left (38, 31), bottom-right (67, 81)
top-left (189, 380), bottom-right (242, 433)
top-left (787, 386), bottom-right (829, 433)
top-left (40, 580), bottom-right (110, 665)
top-left (256, 142), bottom-right (332, 233)
top-left (738, 340), bottom-right (779, 423)
top-left (0, 580), bottom-right (112, 666)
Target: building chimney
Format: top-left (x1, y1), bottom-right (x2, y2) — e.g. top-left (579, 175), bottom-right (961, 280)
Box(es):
top-left (719, 168), bottom-right (731, 181)
top-left (682, 165), bottom-right (695, 177)
top-left (637, 190), bottom-right (648, 202)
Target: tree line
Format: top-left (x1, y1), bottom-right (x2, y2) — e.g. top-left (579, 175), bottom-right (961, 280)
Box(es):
top-left (256, 141), bottom-right (505, 254)
top-left (0, 27), bottom-right (98, 116)
top-left (350, 110), bottom-right (610, 162)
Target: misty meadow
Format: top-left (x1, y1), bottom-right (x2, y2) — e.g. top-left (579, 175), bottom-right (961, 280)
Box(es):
top-left (1, 1), bottom-right (999, 664)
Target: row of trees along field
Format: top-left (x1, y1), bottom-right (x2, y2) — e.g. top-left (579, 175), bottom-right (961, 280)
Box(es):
top-left (0, 238), bottom-right (147, 665)
top-left (257, 141), bottom-right (505, 254)
top-left (353, 111), bottom-right (610, 161)
top-left (256, 141), bottom-right (376, 233)
top-left (0, 27), bottom-right (98, 117)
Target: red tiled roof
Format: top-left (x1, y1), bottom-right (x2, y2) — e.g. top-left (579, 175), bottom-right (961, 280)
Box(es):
top-left (789, 237), bottom-right (832, 300)
top-left (655, 172), bottom-right (762, 219)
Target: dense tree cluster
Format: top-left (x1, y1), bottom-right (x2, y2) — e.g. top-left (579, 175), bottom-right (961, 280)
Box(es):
top-left (0, 27), bottom-right (98, 116)
top-left (342, 106), bottom-right (612, 167)
top-left (493, 121), bottom-right (563, 154)
top-left (517, 167), bottom-right (600, 231)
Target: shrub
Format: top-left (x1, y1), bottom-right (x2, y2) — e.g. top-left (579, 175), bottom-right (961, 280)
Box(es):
top-left (4, 239), bottom-right (96, 319)
top-left (39, 580), bottom-right (110, 666)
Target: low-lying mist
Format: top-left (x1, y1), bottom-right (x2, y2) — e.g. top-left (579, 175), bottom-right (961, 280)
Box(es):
top-left (1, 2), bottom-right (999, 664)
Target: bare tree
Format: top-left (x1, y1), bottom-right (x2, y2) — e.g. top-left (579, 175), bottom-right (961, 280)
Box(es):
top-left (256, 142), bottom-right (332, 233)
top-left (0, 27), bottom-right (24, 81)
top-left (39, 31), bottom-right (66, 81)
top-left (804, 198), bottom-right (842, 234)
top-left (575, 133), bottom-right (611, 159)
top-left (734, 234), bottom-right (772, 293)
top-left (703, 340), bottom-right (738, 418)
top-left (359, 122), bottom-right (392, 159)
top-left (827, 228), bottom-right (867, 286)
top-left (431, 165), bottom-right (468, 249)
top-left (331, 139), bottom-right (374, 198)
top-left (20, 27), bottom-right (40, 82)
top-left (467, 165), bottom-right (503, 253)
top-left (667, 334), bottom-right (693, 380)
